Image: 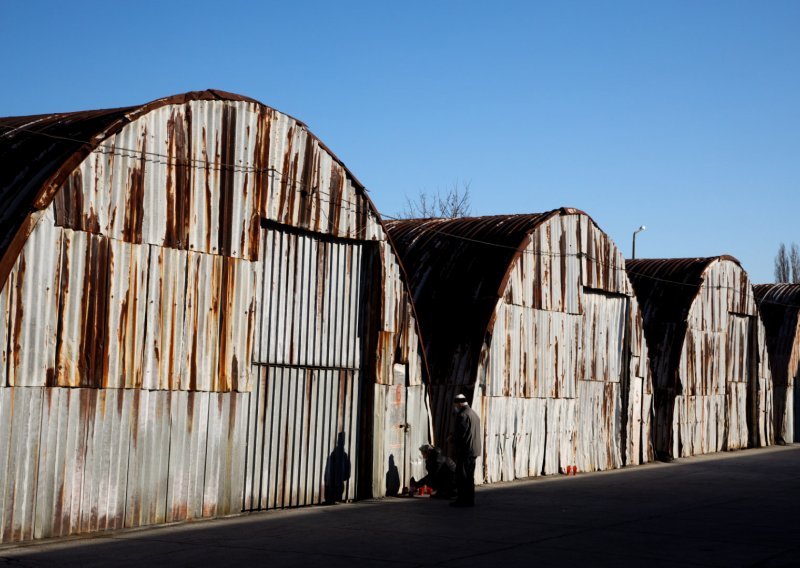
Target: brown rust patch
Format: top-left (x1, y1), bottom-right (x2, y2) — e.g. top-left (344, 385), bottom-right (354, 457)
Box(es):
top-left (123, 130), bottom-right (147, 244)
top-left (218, 105), bottom-right (237, 256)
top-left (165, 108), bottom-right (192, 249)
top-left (53, 169), bottom-right (84, 230)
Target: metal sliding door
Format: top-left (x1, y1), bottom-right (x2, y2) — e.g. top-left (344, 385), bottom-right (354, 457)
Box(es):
top-left (244, 224), bottom-right (367, 510)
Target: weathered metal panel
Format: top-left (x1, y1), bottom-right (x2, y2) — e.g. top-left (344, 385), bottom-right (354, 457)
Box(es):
top-left (166, 391), bottom-right (209, 521)
top-left (104, 240), bottom-right (148, 388)
top-left (0, 387), bottom-right (43, 543)
top-left (381, 382), bottom-right (406, 495)
top-left (6, 214), bottom-right (62, 387)
top-left (181, 251), bottom-right (222, 392)
top-left (255, 227), bottom-right (364, 370)
top-left (405, 384), bottom-right (432, 482)
top-left (245, 367), bottom-right (359, 510)
top-left (218, 258), bottom-right (257, 392)
top-left (203, 392), bottom-right (247, 517)
top-left (56, 229), bottom-right (110, 387)
top-left (143, 246), bottom-right (188, 390)
top-left (125, 390), bottom-right (171, 528)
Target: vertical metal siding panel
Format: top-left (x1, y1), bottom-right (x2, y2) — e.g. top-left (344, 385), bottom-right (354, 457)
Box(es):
top-left (0, 389), bottom-right (13, 541)
top-left (230, 104), bottom-right (259, 259)
top-left (35, 388), bottom-right (65, 540)
top-left (143, 246), bottom-right (188, 390)
top-left (187, 100), bottom-right (222, 255)
top-left (105, 241), bottom-right (148, 389)
top-left (7, 214), bottom-right (62, 387)
top-left (125, 390), bottom-right (171, 528)
top-left (219, 257), bottom-right (257, 392)
top-left (203, 393), bottom-right (224, 517)
top-left (181, 252), bottom-right (222, 392)
top-left (95, 388), bottom-right (130, 532)
top-left (166, 391), bottom-right (208, 521)
top-left (6, 388), bottom-right (43, 542)
top-left (141, 107), bottom-right (169, 248)
top-left (79, 389), bottom-right (105, 535)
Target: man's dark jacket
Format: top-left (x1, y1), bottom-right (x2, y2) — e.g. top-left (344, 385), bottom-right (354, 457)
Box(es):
top-left (454, 405), bottom-right (481, 459)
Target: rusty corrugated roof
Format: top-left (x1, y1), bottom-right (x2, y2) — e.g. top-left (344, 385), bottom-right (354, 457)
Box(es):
top-left (0, 89), bottom-right (371, 288)
top-left (384, 208), bottom-right (586, 385)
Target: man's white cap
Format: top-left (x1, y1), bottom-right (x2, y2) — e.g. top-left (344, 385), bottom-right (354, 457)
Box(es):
top-left (454, 394), bottom-right (468, 404)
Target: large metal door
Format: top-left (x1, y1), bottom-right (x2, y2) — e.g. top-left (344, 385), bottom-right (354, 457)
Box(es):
top-left (243, 224), bottom-right (367, 510)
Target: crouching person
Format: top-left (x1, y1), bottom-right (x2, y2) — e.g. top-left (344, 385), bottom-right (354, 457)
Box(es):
top-left (410, 444), bottom-right (456, 499)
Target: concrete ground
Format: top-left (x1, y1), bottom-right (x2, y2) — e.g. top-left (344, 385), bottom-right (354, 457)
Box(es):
top-left (1, 446), bottom-right (799, 567)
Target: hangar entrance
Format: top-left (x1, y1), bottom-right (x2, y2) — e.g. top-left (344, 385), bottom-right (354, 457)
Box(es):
top-left (243, 222), bottom-right (372, 510)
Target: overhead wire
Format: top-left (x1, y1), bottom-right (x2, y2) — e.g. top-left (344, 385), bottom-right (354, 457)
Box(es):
top-left (2, 122), bottom-right (799, 309)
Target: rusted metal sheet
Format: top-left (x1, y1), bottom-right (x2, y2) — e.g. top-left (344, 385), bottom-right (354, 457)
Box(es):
top-left (143, 246), bottom-right (188, 390)
top-left (104, 240), bottom-right (148, 388)
top-left (627, 257), bottom-right (774, 458)
top-left (5, 212), bottom-right (62, 387)
top-left (754, 283), bottom-right (799, 443)
top-left (55, 229), bottom-right (109, 387)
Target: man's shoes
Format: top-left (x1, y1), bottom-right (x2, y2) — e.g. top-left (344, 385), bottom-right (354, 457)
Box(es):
top-left (449, 501), bottom-right (474, 508)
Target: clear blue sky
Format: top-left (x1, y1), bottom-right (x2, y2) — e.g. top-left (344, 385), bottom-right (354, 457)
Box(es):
top-left (3, 1), bottom-right (798, 282)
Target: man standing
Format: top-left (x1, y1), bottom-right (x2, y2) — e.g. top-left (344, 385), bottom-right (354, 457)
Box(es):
top-left (451, 393), bottom-right (481, 507)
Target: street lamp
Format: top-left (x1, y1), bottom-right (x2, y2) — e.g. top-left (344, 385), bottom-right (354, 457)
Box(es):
top-left (632, 225), bottom-right (646, 259)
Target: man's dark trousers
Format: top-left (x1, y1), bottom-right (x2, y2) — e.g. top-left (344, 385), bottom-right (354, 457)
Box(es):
top-left (455, 457), bottom-right (476, 505)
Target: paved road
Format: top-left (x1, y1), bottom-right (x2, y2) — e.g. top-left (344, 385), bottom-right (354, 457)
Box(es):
top-left (2, 446), bottom-right (799, 567)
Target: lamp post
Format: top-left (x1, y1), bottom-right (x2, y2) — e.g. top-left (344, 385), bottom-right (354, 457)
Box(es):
top-left (632, 225), bottom-right (646, 259)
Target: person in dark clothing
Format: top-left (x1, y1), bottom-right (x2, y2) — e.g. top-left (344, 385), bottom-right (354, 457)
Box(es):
top-left (451, 393), bottom-right (481, 507)
top-left (410, 444), bottom-right (456, 499)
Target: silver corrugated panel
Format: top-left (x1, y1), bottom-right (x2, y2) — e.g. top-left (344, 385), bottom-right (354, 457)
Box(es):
top-left (166, 391), bottom-right (209, 521)
top-left (255, 227), bottom-right (364, 370)
top-left (125, 390), bottom-right (171, 528)
top-left (203, 392), bottom-right (248, 517)
top-left (143, 246), bottom-right (188, 390)
top-left (56, 229), bottom-right (109, 388)
top-left (405, 384), bottom-right (432, 481)
top-left (105, 240), bottom-right (148, 388)
top-left (181, 252), bottom-right (222, 392)
top-left (0, 387), bottom-right (43, 542)
top-left (6, 213), bottom-right (62, 387)
top-left (244, 366), bottom-right (359, 510)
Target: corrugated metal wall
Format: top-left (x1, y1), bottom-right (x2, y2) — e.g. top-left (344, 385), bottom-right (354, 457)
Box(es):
top-left (0, 96), bottom-right (431, 543)
top-left (479, 214), bottom-right (652, 483)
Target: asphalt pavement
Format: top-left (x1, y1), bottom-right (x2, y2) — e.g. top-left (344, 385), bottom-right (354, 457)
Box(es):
top-left (1, 445), bottom-right (799, 567)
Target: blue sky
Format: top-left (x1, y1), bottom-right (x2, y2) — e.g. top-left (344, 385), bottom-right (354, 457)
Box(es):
top-left (2, 1), bottom-right (798, 282)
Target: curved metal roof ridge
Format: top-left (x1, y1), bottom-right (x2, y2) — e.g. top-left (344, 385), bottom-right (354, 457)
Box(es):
top-left (754, 283), bottom-right (800, 309)
top-left (0, 89), bottom-right (375, 286)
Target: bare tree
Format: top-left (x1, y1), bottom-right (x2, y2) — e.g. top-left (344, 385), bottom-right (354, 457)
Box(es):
top-left (791, 243), bottom-right (800, 283)
top-left (775, 243), bottom-right (790, 283)
top-left (399, 180), bottom-right (472, 219)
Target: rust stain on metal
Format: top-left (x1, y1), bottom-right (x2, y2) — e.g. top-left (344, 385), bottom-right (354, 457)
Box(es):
top-left (123, 132), bottom-right (146, 244)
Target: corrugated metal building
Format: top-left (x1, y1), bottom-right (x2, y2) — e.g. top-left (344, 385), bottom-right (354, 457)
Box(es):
top-left (385, 209), bottom-right (653, 484)
top-left (626, 257), bottom-right (773, 459)
top-left (0, 90), bottom-right (432, 542)
top-left (754, 283), bottom-right (800, 443)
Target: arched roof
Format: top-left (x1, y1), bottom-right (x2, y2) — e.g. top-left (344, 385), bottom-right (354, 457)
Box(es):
top-left (385, 208), bottom-right (588, 384)
top-left (0, 89), bottom-right (372, 285)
